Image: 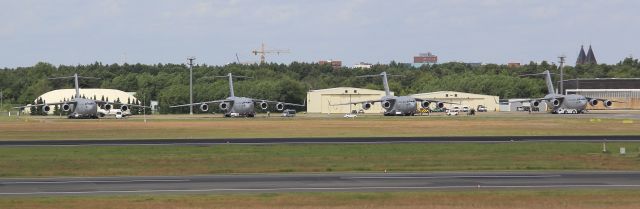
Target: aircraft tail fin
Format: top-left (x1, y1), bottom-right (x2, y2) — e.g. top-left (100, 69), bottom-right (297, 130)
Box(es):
top-left (356, 71), bottom-right (401, 96)
top-left (215, 73), bottom-right (252, 98)
top-left (49, 73), bottom-right (100, 99)
top-left (520, 70), bottom-right (555, 95)
top-left (543, 70), bottom-right (555, 95)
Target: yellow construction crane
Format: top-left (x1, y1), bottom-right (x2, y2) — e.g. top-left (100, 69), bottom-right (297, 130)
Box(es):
top-left (252, 43), bottom-right (290, 64)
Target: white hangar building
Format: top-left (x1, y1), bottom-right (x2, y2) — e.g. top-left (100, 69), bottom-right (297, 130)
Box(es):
top-left (26, 88), bottom-right (138, 115)
top-left (411, 91), bottom-right (500, 111)
top-left (306, 87), bottom-right (393, 114)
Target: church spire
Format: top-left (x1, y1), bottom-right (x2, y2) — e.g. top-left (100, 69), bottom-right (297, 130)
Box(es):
top-left (576, 45), bottom-right (587, 65)
top-left (585, 45), bottom-right (597, 64)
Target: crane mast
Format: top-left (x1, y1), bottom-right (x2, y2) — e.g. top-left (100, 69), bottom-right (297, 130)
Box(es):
top-left (252, 43), bottom-right (290, 64)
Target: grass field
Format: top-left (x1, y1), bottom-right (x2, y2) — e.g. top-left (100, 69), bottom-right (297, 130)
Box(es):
top-left (0, 113), bottom-right (638, 140)
top-left (1, 142), bottom-right (639, 177)
top-left (3, 190), bottom-right (640, 209)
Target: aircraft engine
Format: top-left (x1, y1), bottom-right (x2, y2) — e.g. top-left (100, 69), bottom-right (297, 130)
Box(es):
top-left (62, 103), bottom-right (71, 111)
top-left (435, 102), bottom-right (445, 109)
top-left (121, 105), bottom-right (129, 112)
top-left (219, 102), bottom-right (229, 111)
top-left (200, 103), bottom-right (209, 112)
top-left (604, 100), bottom-right (613, 108)
top-left (259, 101), bottom-right (268, 110)
top-left (589, 99), bottom-right (599, 106)
top-left (421, 101), bottom-right (431, 108)
top-left (551, 99), bottom-right (561, 107)
top-left (42, 105), bottom-right (51, 112)
top-left (382, 100), bottom-right (392, 109)
top-left (532, 100), bottom-right (541, 107)
top-left (362, 102), bottom-right (372, 110)
top-left (276, 103), bottom-right (285, 111)
top-left (104, 103), bottom-right (112, 110)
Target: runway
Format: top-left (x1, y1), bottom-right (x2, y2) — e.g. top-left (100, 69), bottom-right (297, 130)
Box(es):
top-left (1, 135), bottom-right (639, 146)
top-left (2, 171), bottom-right (640, 196)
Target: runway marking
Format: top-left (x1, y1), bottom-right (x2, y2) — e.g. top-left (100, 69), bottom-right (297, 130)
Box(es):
top-left (1, 179), bottom-right (190, 185)
top-left (346, 175), bottom-right (562, 179)
top-left (3, 184), bottom-right (640, 195)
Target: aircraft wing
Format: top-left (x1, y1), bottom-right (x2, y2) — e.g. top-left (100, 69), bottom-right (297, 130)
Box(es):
top-left (13, 101), bottom-right (75, 109)
top-left (329, 99), bottom-right (388, 106)
top-left (413, 98), bottom-right (460, 105)
top-left (252, 99), bottom-right (306, 107)
top-left (96, 100), bottom-right (150, 108)
top-left (507, 96), bottom-right (564, 103)
top-left (584, 97), bottom-right (625, 103)
top-left (169, 99), bottom-right (233, 108)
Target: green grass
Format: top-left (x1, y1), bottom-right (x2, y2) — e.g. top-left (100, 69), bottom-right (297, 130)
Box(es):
top-left (0, 115), bottom-right (638, 140)
top-left (1, 142), bottom-right (639, 177)
top-left (2, 190), bottom-right (640, 209)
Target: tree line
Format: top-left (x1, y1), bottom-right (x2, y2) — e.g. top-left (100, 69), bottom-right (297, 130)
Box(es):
top-left (1, 57), bottom-right (639, 113)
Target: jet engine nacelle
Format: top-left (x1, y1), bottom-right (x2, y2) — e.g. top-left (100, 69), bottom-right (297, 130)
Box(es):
top-left (62, 103), bottom-right (71, 111)
top-left (259, 102), bottom-right (268, 110)
top-left (200, 103), bottom-right (209, 112)
top-left (532, 100), bottom-right (541, 107)
top-left (382, 100), bottom-right (392, 109)
top-left (435, 102), bottom-right (445, 109)
top-left (104, 103), bottom-right (112, 110)
top-left (276, 103), bottom-right (285, 111)
top-left (589, 99), bottom-right (599, 106)
top-left (120, 105), bottom-right (129, 112)
top-left (551, 99), bottom-right (561, 107)
top-left (604, 100), bottom-right (613, 108)
top-left (362, 102), bottom-right (372, 110)
top-left (219, 102), bottom-right (229, 111)
top-left (42, 105), bottom-right (51, 112)
top-left (421, 101), bottom-right (431, 108)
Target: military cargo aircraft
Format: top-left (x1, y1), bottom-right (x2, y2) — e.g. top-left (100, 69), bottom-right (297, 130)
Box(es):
top-left (512, 70), bottom-right (619, 114)
top-left (332, 71), bottom-right (450, 116)
top-left (170, 73), bottom-right (304, 117)
top-left (15, 74), bottom-right (144, 119)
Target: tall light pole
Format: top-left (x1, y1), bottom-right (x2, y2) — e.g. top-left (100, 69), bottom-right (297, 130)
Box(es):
top-left (559, 57), bottom-right (563, 95)
top-left (187, 57), bottom-right (196, 115)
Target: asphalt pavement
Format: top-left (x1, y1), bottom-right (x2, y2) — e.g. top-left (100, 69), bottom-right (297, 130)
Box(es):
top-left (0, 135), bottom-right (638, 146)
top-left (2, 171), bottom-right (640, 196)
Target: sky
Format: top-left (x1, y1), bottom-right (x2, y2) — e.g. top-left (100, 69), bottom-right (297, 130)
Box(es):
top-left (1, 0), bottom-right (639, 68)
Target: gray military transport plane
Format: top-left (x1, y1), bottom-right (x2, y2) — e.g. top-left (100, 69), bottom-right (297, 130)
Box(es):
top-left (513, 70), bottom-right (619, 114)
top-left (14, 73), bottom-right (144, 119)
top-left (332, 71), bottom-right (450, 116)
top-left (170, 73), bottom-right (304, 117)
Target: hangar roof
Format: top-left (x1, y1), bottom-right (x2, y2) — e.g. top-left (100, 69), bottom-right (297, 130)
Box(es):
top-left (411, 91), bottom-right (498, 99)
top-left (308, 87), bottom-right (393, 95)
top-left (563, 78), bottom-right (640, 89)
top-left (35, 88), bottom-right (138, 103)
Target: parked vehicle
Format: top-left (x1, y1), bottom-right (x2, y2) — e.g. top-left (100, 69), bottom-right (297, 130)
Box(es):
top-left (446, 109), bottom-right (459, 116)
top-left (477, 105), bottom-right (487, 112)
top-left (344, 113), bottom-right (358, 118)
top-left (282, 109), bottom-right (296, 117)
top-left (462, 106), bottom-right (469, 112)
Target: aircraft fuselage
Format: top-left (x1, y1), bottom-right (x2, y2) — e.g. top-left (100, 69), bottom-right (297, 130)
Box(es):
top-left (382, 96), bottom-right (418, 116)
top-left (68, 98), bottom-right (99, 119)
top-left (224, 96), bottom-right (256, 117)
top-left (543, 94), bottom-right (588, 113)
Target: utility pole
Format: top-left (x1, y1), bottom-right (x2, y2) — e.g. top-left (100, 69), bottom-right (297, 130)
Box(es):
top-left (558, 55), bottom-right (566, 95)
top-left (187, 57), bottom-right (196, 115)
